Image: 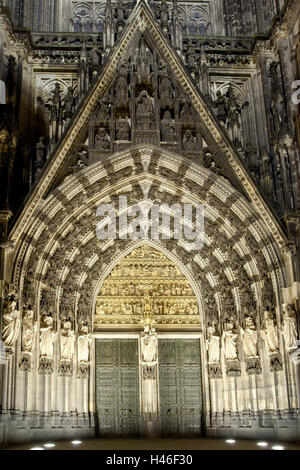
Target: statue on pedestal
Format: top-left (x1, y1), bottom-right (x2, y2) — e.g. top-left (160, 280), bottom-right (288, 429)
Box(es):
top-left (282, 303), bottom-right (298, 350)
top-left (2, 295), bottom-right (21, 348)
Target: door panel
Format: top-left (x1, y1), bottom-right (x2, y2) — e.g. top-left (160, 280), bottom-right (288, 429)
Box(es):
top-left (95, 339), bottom-right (139, 436)
top-left (158, 339), bottom-right (202, 436)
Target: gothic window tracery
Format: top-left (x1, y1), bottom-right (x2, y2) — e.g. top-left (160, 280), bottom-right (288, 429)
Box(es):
top-left (178, 4), bottom-right (209, 36)
top-left (72, 1), bottom-right (106, 33)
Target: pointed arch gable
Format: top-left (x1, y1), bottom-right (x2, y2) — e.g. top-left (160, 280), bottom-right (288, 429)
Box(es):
top-left (9, 2), bottom-right (287, 251)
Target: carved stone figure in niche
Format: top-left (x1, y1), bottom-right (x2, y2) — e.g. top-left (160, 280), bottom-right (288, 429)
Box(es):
top-left (78, 325), bottom-right (93, 363)
top-left (240, 313), bottom-right (258, 358)
top-left (115, 63), bottom-right (129, 108)
top-left (116, 118), bottom-right (130, 141)
top-left (95, 127), bottom-right (110, 150)
top-left (259, 147), bottom-right (273, 199)
top-left (116, 0), bottom-right (126, 23)
top-left (245, 143), bottom-right (258, 177)
top-left (96, 95), bottom-right (110, 122)
top-left (213, 90), bottom-right (226, 124)
top-left (282, 303), bottom-right (298, 350)
top-left (136, 90), bottom-right (153, 115)
top-left (206, 322), bottom-right (220, 363)
top-left (180, 99), bottom-right (194, 127)
top-left (2, 295), bottom-right (21, 347)
top-left (135, 40), bottom-right (152, 84)
top-left (182, 130), bottom-right (196, 152)
top-left (141, 326), bottom-right (158, 362)
top-left (261, 309), bottom-right (279, 353)
top-left (136, 90), bottom-right (154, 130)
top-left (36, 137), bottom-right (45, 166)
top-left (60, 321), bottom-right (75, 361)
top-left (161, 111), bottom-right (174, 142)
top-left (226, 86), bottom-right (241, 145)
top-left (269, 62), bottom-right (286, 137)
top-left (159, 64), bottom-right (173, 109)
top-left (40, 315), bottom-right (57, 357)
top-left (63, 87), bottom-right (75, 117)
top-left (22, 307), bottom-right (37, 353)
top-left (222, 317), bottom-right (238, 360)
top-left (88, 46), bottom-right (101, 73)
top-left (50, 83), bottom-right (62, 122)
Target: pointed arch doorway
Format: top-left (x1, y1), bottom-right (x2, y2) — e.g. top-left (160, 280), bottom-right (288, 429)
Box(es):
top-left (94, 244), bottom-right (204, 437)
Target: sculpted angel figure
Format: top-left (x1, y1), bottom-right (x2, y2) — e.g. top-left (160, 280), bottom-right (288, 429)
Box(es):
top-left (141, 326), bottom-right (158, 363)
top-left (2, 295), bottom-right (21, 347)
top-left (240, 314), bottom-right (258, 358)
top-left (77, 325), bottom-right (93, 363)
top-left (261, 309), bottom-right (279, 354)
top-left (222, 317), bottom-right (238, 360)
top-left (60, 321), bottom-right (75, 361)
top-left (22, 307), bottom-right (37, 353)
top-left (40, 315), bottom-right (57, 357)
top-left (282, 303), bottom-right (298, 350)
top-left (206, 322), bottom-right (220, 363)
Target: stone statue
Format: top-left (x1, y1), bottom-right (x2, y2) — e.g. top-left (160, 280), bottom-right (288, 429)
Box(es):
top-left (214, 90), bottom-right (227, 124)
top-left (77, 325), bottom-right (93, 363)
top-left (222, 317), bottom-right (238, 360)
top-left (182, 130), bottom-right (196, 152)
top-left (206, 323), bottom-right (220, 363)
top-left (50, 83), bottom-right (62, 121)
top-left (240, 314), bottom-right (258, 358)
top-left (282, 303), bottom-right (298, 350)
top-left (159, 65), bottom-right (173, 109)
top-left (115, 63), bottom-right (128, 108)
top-left (36, 137), bottom-right (45, 165)
top-left (141, 326), bottom-right (158, 362)
top-left (60, 321), bottom-right (75, 361)
top-left (2, 295), bottom-right (21, 348)
top-left (95, 127), bottom-right (110, 150)
top-left (116, 118), bottom-right (130, 141)
top-left (161, 111), bottom-right (174, 142)
top-left (261, 310), bottom-right (279, 353)
top-left (64, 87), bottom-right (75, 115)
top-left (136, 90), bottom-right (154, 115)
top-left (22, 307), bottom-right (37, 353)
top-left (39, 315), bottom-right (57, 357)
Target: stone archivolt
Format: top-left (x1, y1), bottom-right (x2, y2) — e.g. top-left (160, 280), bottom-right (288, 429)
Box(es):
top-left (14, 145), bottom-right (283, 338)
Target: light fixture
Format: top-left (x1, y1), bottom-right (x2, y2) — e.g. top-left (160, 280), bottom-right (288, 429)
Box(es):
top-left (71, 440), bottom-right (82, 445)
top-left (31, 447), bottom-right (45, 450)
top-left (43, 443), bottom-right (56, 448)
top-left (272, 445), bottom-right (284, 450)
top-left (225, 439), bottom-right (236, 444)
top-left (257, 442), bottom-right (268, 447)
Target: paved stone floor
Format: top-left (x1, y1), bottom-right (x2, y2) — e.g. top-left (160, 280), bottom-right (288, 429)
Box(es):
top-left (2, 438), bottom-right (300, 450)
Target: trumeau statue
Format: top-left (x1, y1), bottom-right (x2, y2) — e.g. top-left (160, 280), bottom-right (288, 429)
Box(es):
top-left (39, 315), bottom-right (57, 357)
top-left (141, 326), bottom-right (158, 362)
top-left (206, 323), bottom-right (220, 363)
top-left (2, 295), bottom-right (21, 348)
top-left (282, 303), bottom-right (298, 350)
top-left (222, 317), bottom-right (238, 360)
top-left (22, 307), bottom-right (37, 353)
top-left (60, 321), bottom-right (75, 361)
top-left (240, 313), bottom-right (258, 358)
top-left (77, 325), bottom-right (93, 363)
top-left (261, 309), bottom-right (279, 354)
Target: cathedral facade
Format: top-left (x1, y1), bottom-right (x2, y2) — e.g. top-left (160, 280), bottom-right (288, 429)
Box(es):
top-left (0, 0), bottom-right (300, 444)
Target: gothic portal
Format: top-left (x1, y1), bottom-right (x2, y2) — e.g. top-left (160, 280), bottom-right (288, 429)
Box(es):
top-left (0, 0), bottom-right (300, 444)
